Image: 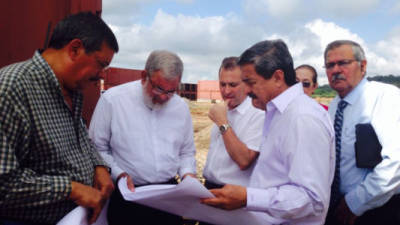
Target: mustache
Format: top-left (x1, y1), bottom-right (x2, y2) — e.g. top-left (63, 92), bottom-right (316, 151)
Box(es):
top-left (331, 74), bottom-right (346, 82)
top-left (248, 92), bottom-right (257, 99)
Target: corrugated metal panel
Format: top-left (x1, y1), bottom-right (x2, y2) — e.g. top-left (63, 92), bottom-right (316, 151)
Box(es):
top-left (0, 0), bottom-right (102, 125)
top-left (82, 67), bottom-right (142, 125)
top-left (0, 0), bottom-right (101, 68)
top-left (103, 67), bottom-right (143, 90)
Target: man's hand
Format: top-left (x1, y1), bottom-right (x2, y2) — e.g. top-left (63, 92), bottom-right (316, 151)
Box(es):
top-left (93, 166), bottom-right (114, 199)
top-left (335, 197), bottom-right (358, 225)
top-left (69, 181), bottom-right (105, 224)
top-left (201, 184), bottom-right (247, 210)
top-left (117, 172), bottom-right (135, 192)
top-left (208, 102), bottom-right (229, 126)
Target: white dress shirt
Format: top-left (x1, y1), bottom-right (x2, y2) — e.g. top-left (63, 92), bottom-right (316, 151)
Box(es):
top-left (328, 78), bottom-right (400, 216)
top-left (203, 97), bottom-right (264, 186)
top-left (246, 83), bottom-right (335, 225)
top-left (89, 80), bottom-right (196, 185)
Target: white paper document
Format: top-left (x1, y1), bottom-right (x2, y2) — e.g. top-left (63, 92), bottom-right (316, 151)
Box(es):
top-left (56, 200), bottom-right (109, 225)
top-left (118, 176), bottom-right (272, 225)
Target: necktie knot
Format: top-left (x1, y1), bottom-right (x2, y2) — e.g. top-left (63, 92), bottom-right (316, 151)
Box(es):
top-left (338, 100), bottom-right (348, 111)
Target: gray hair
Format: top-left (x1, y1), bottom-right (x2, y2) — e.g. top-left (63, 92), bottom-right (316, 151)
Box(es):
top-left (145, 50), bottom-right (183, 80)
top-left (324, 40), bottom-right (366, 64)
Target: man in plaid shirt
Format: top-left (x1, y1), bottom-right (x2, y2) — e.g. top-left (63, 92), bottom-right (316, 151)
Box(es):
top-left (0, 12), bottom-right (118, 225)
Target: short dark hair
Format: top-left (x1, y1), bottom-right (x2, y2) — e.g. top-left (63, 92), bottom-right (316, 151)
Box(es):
top-left (295, 64), bottom-right (318, 84)
top-left (219, 56), bottom-right (239, 74)
top-left (237, 39), bottom-right (296, 86)
top-left (48, 12), bottom-right (119, 53)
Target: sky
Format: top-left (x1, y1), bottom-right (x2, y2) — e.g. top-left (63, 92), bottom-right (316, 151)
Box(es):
top-left (102, 0), bottom-right (400, 85)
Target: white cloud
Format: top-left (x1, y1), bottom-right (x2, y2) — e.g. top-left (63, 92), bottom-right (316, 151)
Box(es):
top-left (302, 19), bottom-right (400, 81)
top-left (174, 0), bottom-right (194, 4)
top-left (102, 0), bottom-right (151, 26)
top-left (305, 19), bottom-right (365, 52)
top-left (243, 0), bottom-right (381, 21)
top-left (317, 0), bottom-right (380, 17)
top-left (391, 1), bottom-right (400, 14)
top-left (105, 5), bottom-right (400, 86)
top-left (372, 27), bottom-right (400, 75)
top-left (243, 0), bottom-right (301, 17)
top-left (107, 10), bottom-right (267, 83)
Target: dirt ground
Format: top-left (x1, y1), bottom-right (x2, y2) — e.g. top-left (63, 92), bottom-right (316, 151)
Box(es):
top-left (189, 97), bottom-right (333, 181)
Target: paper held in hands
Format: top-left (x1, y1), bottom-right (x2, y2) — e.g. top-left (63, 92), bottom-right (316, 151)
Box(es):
top-left (118, 176), bottom-right (271, 225)
top-left (56, 200), bottom-right (109, 225)
top-left (57, 177), bottom-right (272, 225)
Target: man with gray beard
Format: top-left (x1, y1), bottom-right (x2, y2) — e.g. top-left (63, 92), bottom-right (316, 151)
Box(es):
top-left (89, 50), bottom-right (197, 225)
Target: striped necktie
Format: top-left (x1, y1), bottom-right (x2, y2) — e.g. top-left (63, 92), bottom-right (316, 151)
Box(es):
top-left (330, 100), bottom-right (348, 209)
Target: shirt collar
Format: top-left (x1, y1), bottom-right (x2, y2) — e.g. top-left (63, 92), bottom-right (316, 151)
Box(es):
top-left (229, 96), bottom-right (251, 115)
top-left (342, 77), bottom-right (368, 106)
top-left (32, 50), bottom-right (61, 89)
top-left (266, 82), bottom-right (304, 114)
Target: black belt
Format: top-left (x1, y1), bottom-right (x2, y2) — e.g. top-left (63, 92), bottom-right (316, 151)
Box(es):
top-left (135, 177), bottom-right (178, 188)
top-left (204, 180), bottom-right (224, 189)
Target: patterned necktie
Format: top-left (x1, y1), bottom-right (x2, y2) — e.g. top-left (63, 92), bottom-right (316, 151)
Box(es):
top-left (330, 100), bottom-right (348, 209)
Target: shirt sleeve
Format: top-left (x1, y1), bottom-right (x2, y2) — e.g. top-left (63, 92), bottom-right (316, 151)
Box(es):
top-left (0, 95), bottom-right (71, 212)
top-left (345, 87), bottom-right (400, 215)
top-left (178, 103), bottom-right (197, 177)
top-left (241, 110), bottom-right (264, 151)
top-left (79, 117), bottom-right (110, 170)
top-left (246, 114), bottom-right (334, 221)
top-left (89, 95), bottom-right (124, 181)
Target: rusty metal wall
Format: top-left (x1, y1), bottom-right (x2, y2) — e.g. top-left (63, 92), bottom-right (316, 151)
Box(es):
top-left (83, 67), bottom-right (143, 125)
top-left (0, 0), bottom-right (101, 68)
top-left (103, 67), bottom-right (143, 90)
top-left (0, 0), bottom-right (102, 125)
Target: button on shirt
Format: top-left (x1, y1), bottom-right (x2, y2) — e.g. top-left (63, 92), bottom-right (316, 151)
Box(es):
top-left (246, 83), bottom-right (335, 225)
top-left (0, 51), bottom-right (107, 224)
top-left (203, 97), bottom-right (264, 186)
top-left (89, 80), bottom-right (196, 185)
top-left (328, 77), bottom-right (400, 216)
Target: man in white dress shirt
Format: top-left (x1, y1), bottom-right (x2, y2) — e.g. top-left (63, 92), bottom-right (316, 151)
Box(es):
top-left (324, 40), bottom-right (400, 225)
top-left (89, 50), bottom-right (196, 225)
top-left (200, 57), bottom-right (264, 225)
top-left (202, 39), bottom-right (335, 225)
top-left (203, 56), bottom-right (264, 188)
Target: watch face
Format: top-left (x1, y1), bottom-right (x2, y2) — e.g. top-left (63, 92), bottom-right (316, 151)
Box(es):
top-left (219, 124), bottom-right (229, 133)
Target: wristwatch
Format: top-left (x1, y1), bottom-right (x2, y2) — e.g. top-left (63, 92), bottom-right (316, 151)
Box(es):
top-left (219, 124), bottom-right (231, 134)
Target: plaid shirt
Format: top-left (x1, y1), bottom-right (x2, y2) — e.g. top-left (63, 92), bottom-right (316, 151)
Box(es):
top-left (0, 51), bottom-right (107, 224)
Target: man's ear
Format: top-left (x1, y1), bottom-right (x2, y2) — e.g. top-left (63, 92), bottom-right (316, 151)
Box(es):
top-left (67, 39), bottom-right (84, 60)
top-left (272, 69), bottom-right (285, 84)
top-left (141, 70), bottom-right (147, 85)
top-left (360, 60), bottom-right (367, 76)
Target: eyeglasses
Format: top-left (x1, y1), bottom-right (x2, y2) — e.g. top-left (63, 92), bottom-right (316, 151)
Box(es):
top-left (324, 59), bottom-right (357, 70)
top-left (302, 81), bottom-right (311, 88)
top-left (147, 75), bottom-right (176, 96)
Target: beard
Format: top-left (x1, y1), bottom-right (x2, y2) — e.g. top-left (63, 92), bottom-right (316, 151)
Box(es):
top-left (142, 83), bottom-right (165, 110)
